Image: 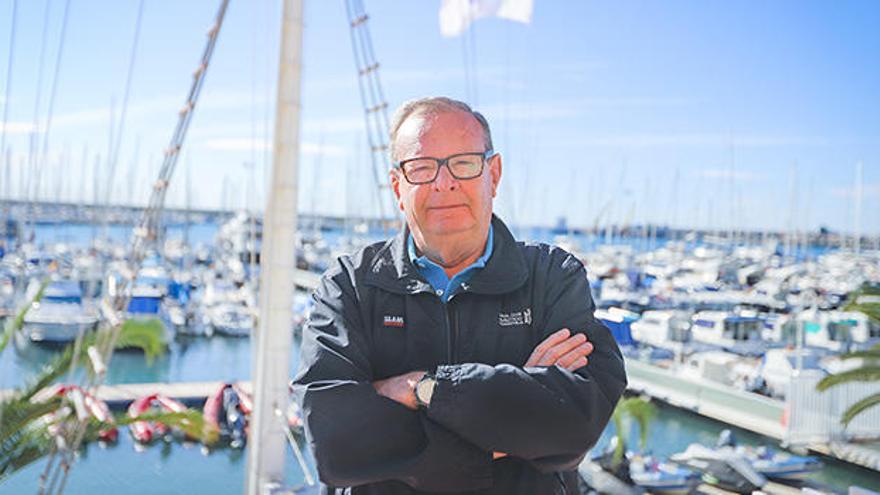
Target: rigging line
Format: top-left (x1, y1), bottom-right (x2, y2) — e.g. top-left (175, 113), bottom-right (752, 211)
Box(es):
top-left (344, 0), bottom-right (388, 220)
top-left (0, 0), bottom-right (19, 188)
top-left (49, 3), bottom-right (231, 494)
top-left (25, 0), bottom-right (52, 221)
top-left (107, 0), bottom-right (145, 206)
top-left (468, 18), bottom-right (478, 106)
top-left (460, 24), bottom-right (471, 101)
top-left (35, 0), bottom-right (73, 208)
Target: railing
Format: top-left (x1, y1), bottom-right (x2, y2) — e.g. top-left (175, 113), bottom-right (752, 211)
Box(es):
top-left (625, 358), bottom-right (784, 439)
top-left (786, 371), bottom-right (880, 445)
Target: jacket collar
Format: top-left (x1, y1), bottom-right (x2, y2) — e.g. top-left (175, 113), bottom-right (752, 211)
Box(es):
top-left (364, 214), bottom-right (528, 296)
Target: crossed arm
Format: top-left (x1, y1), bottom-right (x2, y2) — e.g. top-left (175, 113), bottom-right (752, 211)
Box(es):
top-left (292, 256), bottom-right (626, 491)
top-left (372, 328), bottom-right (595, 459)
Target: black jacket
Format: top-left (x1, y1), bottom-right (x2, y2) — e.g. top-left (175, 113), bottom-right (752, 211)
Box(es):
top-left (292, 216), bottom-right (627, 494)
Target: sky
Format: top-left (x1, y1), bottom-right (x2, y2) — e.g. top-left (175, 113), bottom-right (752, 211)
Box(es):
top-left (0, 0), bottom-right (878, 235)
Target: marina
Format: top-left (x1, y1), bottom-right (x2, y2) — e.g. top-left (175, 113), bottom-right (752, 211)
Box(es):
top-left (1, 0), bottom-right (879, 493)
top-left (3, 217), bottom-right (880, 493)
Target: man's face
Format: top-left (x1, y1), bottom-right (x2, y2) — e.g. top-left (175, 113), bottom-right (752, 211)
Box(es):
top-left (390, 110), bottom-right (501, 244)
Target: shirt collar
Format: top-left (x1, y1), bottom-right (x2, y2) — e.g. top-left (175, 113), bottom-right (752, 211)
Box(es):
top-left (407, 223), bottom-right (494, 273)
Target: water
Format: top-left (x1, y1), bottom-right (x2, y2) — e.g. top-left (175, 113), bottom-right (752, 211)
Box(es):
top-left (598, 400), bottom-right (880, 492)
top-left (3, 325), bottom-right (877, 493)
top-left (1, 423), bottom-right (316, 494)
top-left (0, 333), bottom-right (298, 389)
top-left (31, 222), bottom-right (219, 247)
top-left (1, 221), bottom-right (864, 492)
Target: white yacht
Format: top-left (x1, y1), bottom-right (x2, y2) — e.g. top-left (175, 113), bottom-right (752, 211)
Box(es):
top-left (629, 310), bottom-right (692, 351)
top-left (690, 311), bottom-right (767, 355)
top-left (22, 279), bottom-right (99, 344)
top-left (797, 309), bottom-right (874, 352)
top-left (208, 302), bottom-right (255, 337)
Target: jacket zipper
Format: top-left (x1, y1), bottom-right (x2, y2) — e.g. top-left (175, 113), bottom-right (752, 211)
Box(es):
top-left (444, 302), bottom-right (459, 364)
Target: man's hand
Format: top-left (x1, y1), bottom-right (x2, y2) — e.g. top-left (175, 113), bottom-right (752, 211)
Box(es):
top-left (525, 328), bottom-right (593, 371)
top-left (372, 371), bottom-right (426, 410)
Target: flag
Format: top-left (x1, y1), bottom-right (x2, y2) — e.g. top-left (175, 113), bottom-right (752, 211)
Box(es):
top-left (439, 0), bottom-right (534, 38)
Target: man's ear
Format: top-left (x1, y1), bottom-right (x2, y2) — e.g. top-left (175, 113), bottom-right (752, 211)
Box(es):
top-left (390, 169), bottom-right (405, 211)
top-left (490, 154), bottom-right (502, 197)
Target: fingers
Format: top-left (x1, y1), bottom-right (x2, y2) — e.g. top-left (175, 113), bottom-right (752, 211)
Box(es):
top-left (525, 328), bottom-right (571, 367)
top-left (555, 341), bottom-right (594, 371)
top-left (535, 333), bottom-right (588, 367)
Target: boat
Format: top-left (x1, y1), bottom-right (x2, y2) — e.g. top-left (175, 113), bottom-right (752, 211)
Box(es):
top-left (22, 279), bottom-right (99, 344)
top-left (584, 440), bottom-right (700, 495)
top-left (32, 384), bottom-right (118, 443)
top-left (127, 393), bottom-right (189, 444)
top-left (690, 311), bottom-right (767, 356)
top-left (628, 454), bottom-right (701, 495)
top-left (671, 443), bottom-right (767, 493)
top-left (629, 310), bottom-right (693, 352)
top-left (716, 430), bottom-right (823, 482)
top-left (207, 302), bottom-right (255, 337)
top-left (203, 382), bottom-right (253, 448)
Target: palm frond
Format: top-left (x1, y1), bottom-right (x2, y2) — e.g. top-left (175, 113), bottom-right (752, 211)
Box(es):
top-left (0, 397), bottom-right (62, 447)
top-left (116, 409), bottom-right (218, 445)
top-left (610, 397), bottom-right (656, 466)
top-left (836, 348), bottom-right (880, 361)
top-left (114, 319), bottom-right (167, 363)
top-left (18, 347), bottom-right (75, 402)
top-left (0, 426), bottom-right (53, 482)
top-left (841, 393), bottom-right (880, 426)
top-left (817, 366), bottom-right (880, 391)
top-left (0, 278), bottom-right (48, 354)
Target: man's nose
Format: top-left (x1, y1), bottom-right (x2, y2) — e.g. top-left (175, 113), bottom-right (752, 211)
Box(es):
top-left (432, 163), bottom-right (459, 191)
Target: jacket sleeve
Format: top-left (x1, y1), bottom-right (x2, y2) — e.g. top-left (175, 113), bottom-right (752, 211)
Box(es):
top-left (291, 258), bottom-right (493, 492)
top-left (426, 251), bottom-right (627, 472)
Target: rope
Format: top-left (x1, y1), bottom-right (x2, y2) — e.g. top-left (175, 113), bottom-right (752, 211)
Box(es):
top-left (0, 0), bottom-right (18, 199)
top-left (41, 2), bottom-right (231, 493)
top-left (24, 0), bottom-right (52, 232)
top-left (106, 0), bottom-right (145, 207)
top-left (35, 0), bottom-right (73, 206)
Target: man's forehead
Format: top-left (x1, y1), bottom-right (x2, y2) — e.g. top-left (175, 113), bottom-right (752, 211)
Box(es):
top-left (396, 109), bottom-right (483, 155)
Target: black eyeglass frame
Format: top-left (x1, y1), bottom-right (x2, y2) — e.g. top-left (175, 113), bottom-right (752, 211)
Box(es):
top-left (394, 150), bottom-right (496, 185)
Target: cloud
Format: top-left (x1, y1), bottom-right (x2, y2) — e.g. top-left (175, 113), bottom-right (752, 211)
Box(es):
top-left (201, 138), bottom-right (271, 152)
top-left (698, 168), bottom-right (764, 182)
top-left (301, 116), bottom-right (365, 134)
top-left (831, 183), bottom-right (880, 199)
top-left (200, 137), bottom-right (349, 157)
top-left (0, 122), bottom-right (41, 134)
top-left (565, 133), bottom-right (835, 148)
top-left (48, 90), bottom-right (265, 130)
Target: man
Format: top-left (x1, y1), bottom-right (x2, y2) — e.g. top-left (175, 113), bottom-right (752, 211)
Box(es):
top-left (293, 97), bottom-right (626, 494)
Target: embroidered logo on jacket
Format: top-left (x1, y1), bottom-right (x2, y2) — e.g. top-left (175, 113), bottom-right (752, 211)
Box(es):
top-left (383, 315), bottom-right (405, 328)
top-left (498, 308), bottom-right (532, 327)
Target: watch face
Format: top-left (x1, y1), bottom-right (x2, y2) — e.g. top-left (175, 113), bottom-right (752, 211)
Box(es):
top-left (417, 378), bottom-right (435, 406)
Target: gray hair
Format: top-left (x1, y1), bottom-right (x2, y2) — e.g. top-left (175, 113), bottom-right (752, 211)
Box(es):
top-left (388, 96), bottom-right (493, 163)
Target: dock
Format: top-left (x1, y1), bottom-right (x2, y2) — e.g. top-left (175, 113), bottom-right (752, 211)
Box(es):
top-left (0, 381), bottom-right (252, 410)
top-left (625, 358), bottom-right (880, 473)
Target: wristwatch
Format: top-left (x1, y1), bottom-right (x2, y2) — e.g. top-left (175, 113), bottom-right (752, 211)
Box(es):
top-left (415, 372), bottom-right (436, 408)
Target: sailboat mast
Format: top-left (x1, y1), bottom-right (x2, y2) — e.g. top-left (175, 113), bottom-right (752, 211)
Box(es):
top-left (854, 161), bottom-right (863, 254)
top-left (246, 0), bottom-right (303, 492)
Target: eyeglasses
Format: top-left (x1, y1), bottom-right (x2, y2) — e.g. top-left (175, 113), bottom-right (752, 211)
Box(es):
top-left (395, 150), bottom-right (495, 185)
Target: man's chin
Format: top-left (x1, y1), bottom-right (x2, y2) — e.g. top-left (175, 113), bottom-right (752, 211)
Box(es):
top-left (423, 219), bottom-right (477, 237)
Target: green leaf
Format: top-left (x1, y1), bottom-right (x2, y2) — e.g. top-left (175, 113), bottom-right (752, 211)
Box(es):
top-left (609, 396), bottom-right (656, 467)
top-left (116, 409), bottom-right (218, 445)
top-left (0, 278), bottom-right (48, 354)
top-left (841, 393), bottom-right (880, 426)
top-left (817, 366), bottom-right (880, 391)
top-left (114, 319), bottom-right (167, 363)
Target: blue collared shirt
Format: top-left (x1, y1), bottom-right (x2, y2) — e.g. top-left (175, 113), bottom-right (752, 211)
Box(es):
top-left (407, 224), bottom-right (494, 303)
